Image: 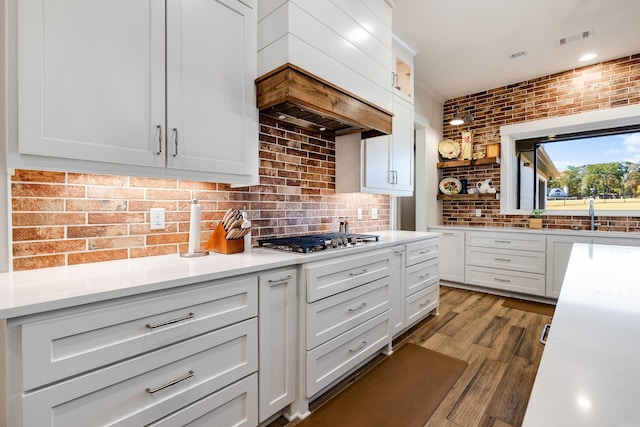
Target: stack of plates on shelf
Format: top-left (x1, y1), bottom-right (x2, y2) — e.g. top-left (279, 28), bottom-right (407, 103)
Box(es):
top-left (438, 139), bottom-right (460, 159)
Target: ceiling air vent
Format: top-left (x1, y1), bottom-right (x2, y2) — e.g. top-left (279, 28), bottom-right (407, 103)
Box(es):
top-left (558, 30), bottom-right (592, 46)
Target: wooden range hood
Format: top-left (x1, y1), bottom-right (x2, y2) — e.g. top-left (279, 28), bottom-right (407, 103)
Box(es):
top-left (256, 64), bottom-right (392, 138)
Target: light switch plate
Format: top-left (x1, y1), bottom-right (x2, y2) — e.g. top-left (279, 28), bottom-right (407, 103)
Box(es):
top-left (150, 208), bottom-right (165, 230)
top-left (371, 208), bottom-right (378, 220)
top-left (357, 208), bottom-right (363, 220)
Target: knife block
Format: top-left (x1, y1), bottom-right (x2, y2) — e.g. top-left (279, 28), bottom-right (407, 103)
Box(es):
top-left (206, 223), bottom-right (244, 254)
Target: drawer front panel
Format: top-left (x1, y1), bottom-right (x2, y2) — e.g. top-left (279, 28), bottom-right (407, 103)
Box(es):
top-left (405, 257), bottom-right (438, 296)
top-left (405, 239), bottom-right (439, 266)
top-left (466, 247), bottom-right (545, 274)
top-left (21, 276), bottom-right (258, 391)
top-left (22, 319), bottom-right (258, 427)
top-left (306, 250), bottom-right (392, 302)
top-left (307, 276), bottom-right (390, 350)
top-left (465, 265), bottom-right (545, 296)
top-left (306, 312), bottom-right (390, 397)
top-left (149, 373), bottom-right (258, 427)
top-left (466, 231), bottom-right (545, 252)
top-left (405, 284), bottom-right (439, 328)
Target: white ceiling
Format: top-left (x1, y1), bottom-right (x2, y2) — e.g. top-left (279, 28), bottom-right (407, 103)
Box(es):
top-left (392, 0), bottom-right (640, 102)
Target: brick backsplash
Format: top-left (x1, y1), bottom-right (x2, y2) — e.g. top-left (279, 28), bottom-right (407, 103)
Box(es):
top-left (10, 116), bottom-right (390, 271)
top-left (441, 53), bottom-right (640, 228)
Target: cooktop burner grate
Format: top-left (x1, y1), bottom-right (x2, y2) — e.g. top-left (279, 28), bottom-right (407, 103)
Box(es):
top-left (258, 233), bottom-right (379, 253)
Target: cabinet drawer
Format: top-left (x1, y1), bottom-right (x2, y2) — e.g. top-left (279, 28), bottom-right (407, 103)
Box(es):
top-left (305, 250), bottom-right (392, 302)
top-left (465, 265), bottom-right (545, 296)
top-left (405, 257), bottom-right (438, 296)
top-left (405, 284), bottom-right (439, 328)
top-left (406, 239), bottom-right (439, 266)
top-left (307, 276), bottom-right (390, 350)
top-left (466, 247), bottom-right (545, 274)
top-left (22, 318), bottom-right (258, 427)
top-left (21, 276), bottom-right (258, 391)
top-left (306, 312), bottom-right (390, 397)
top-left (466, 231), bottom-right (545, 252)
top-left (149, 373), bottom-right (258, 427)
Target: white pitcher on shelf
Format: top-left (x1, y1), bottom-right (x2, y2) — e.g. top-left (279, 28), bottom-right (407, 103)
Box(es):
top-left (476, 179), bottom-right (496, 194)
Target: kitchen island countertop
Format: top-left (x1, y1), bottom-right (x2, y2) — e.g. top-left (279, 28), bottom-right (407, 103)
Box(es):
top-left (0, 230), bottom-right (437, 319)
top-left (523, 243), bottom-right (640, 426)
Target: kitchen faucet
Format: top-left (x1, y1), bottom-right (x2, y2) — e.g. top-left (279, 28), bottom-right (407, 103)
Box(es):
top-left (588, 198), bottom-right (597, 231)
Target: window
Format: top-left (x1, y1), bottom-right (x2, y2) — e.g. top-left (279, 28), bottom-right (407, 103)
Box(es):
top-left (500, 104), bottom-right (640, 217)
top-left (515, 125), bottom-right (640, 212)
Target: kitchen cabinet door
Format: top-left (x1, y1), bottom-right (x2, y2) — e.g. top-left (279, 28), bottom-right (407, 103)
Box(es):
top-left (17, 0), bottom-right (166, 168)
top-left (431, 229), bottom-right (465, 283)
top-left (166, 0), bottom-right (257, 180)
top-left (389, 246), bottom-right (405, 336)
top-left (258, 269), bottom-right (296, 422)
top-left (361, 94), bottom-right (414, 196)
top-left (546, 235), bottom-right (591, 298)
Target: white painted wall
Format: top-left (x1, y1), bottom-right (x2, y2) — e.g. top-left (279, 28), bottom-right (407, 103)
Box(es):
top-left (413, 86), bottom-right (443, 230)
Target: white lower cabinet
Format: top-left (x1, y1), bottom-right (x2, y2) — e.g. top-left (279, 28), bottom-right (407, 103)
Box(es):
top-left (390, 245), bottom-right (406, 336)
top-left (258, 269), bottom-right (297, 423)
top-left (8, 275), bottom-right (259, 427)
top-left (465, 231), bottom-right (546, 297)
top-left (403, 239), bottom-right (440, 327)
top-left (429, 228), bottom-right (465, 283)
top-left (302, 249), bottom-right (394, 402)
top-left (546, 235), bottom-right (592, 298)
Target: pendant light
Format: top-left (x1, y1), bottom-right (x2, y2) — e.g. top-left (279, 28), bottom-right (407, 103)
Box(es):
top-left (450, 107), bottom-right (473, 126)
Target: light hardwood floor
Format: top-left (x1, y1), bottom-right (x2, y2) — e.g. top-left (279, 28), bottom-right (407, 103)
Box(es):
top-left (268, 286), bottom-right (553, 427)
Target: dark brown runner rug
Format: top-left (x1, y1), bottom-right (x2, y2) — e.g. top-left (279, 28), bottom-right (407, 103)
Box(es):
top-left (298, 343), bottom-right (468, 427)
top-left (502, 298), bottom-right (555, 316)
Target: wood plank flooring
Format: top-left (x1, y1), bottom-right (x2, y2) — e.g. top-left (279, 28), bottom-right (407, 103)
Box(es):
top-left (267, 286), bottom-right (553, 427)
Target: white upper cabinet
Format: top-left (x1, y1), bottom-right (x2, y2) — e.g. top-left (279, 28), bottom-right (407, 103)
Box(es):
top-left (392, 39), bottom-right (415, 103)
top-left (13, 0), bottom-right (258, 185)
top-left (361, 94), bottom-right (414, 195)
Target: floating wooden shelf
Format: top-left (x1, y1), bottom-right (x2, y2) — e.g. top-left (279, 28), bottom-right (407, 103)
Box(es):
top-left (437, 193), bottom-right (499, 201)
top-left (437, 157), bottom-right (500, 169)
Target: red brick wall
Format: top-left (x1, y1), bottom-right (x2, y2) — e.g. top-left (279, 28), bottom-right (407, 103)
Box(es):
top-left (441, 54), bottom-right (640, 229)
top-left (10, 116), bottom-right (390, 271)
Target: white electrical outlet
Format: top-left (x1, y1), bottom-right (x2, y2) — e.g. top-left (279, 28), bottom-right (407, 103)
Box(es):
top-left (357, 208), bottom-right (363, 220)
top-left (150, 208), bottom-right (165, 230)
top-left (371, 208), bottom-right (378, 220)
top-left (475, 209), bottom-right (482, 217)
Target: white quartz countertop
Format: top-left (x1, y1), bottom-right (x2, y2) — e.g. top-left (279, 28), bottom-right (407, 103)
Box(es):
top-left (429, 224), bottom-right (640, 239)
top-left (523, 243), bottom-right (640, 426)
top-left (0, 230), bottom-right (437, 319)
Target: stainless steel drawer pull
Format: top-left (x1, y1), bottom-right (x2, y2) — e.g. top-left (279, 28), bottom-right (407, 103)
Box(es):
top-left (419, 274), bottom-right (430, 279)
top-left (349, 269), bottom-right (368, 276)
top-left (394, 250), bottom-right (404, 255)
top-left (268, 275), bottom-right (292, 284)
top-left (156, 125), bottom-right (163, 155)
top-left (442, 232), bottom-right (454, 236)
top-left (494, 278), bottom-right (511, 283)
top-left (494, 240), bottom-right (511, 244)
top-left (146, 370), bottom-right (194, 394)
top-left (146, 312), bottom-right (194, 329)
top-left (539, 323), bottom-right (551, 345)
top-left (494, 257), bottom-right (512, 262)
top-left (348, 341), bottom-right (367, 353)
top-left (419, 250), bottom-right (432, 254)
top-left (349, 302), bottom-right (368, 312)
top-left (419, 300), bottom-right (431, 307)
top-left (172, 128), bottom-right (179, 157)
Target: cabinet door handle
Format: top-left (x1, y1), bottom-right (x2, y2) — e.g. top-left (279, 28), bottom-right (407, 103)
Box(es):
top-left (348, 302), bottom-right (368, 312)
top-left (494, 240), bottom-right (511, 244)
top-left (268, 275), bottom-right (292, 285)
top-left (388, 170), bottom-right (394, 184)
top-left (156, 125), bottom-right (163, 155)
top-left (494, 278), bottom-right (511, 283)
top-left (419, 250), bottom-right (432, 255)
top-left (394, 250), bottom-right (404, 256)
top-left (539, 323), bottom-right (551, 345)
top-left (419, 273), bottom-right (430, 279)
top-left (172, 128), bottom-right (179, 157)
top-left (348, 341), bottom-right (368, 353)
top-left (419, 299), bottom-right (431, 308)
top-left (146, 312), bottom-right (194, 329)
top-left (349, 269), bottom-right (368, 276)
top-left (494, 258), bottom-right (512, 262)
top-left (146, 370), bottom-right (194, 394)
top-left (442, 232), bottom-right (454, 236)
top-left (394, 171), bottom-right (398, 184)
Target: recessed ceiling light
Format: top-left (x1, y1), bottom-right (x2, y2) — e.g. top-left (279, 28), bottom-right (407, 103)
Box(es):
top-left (508, 51), bottom-right (527, 60)
top-left (579, 53), bottom-right (597, 62)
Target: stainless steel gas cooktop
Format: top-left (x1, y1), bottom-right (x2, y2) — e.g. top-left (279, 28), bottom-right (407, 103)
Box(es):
top-left (257, 233), bottom-right (379, 253)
